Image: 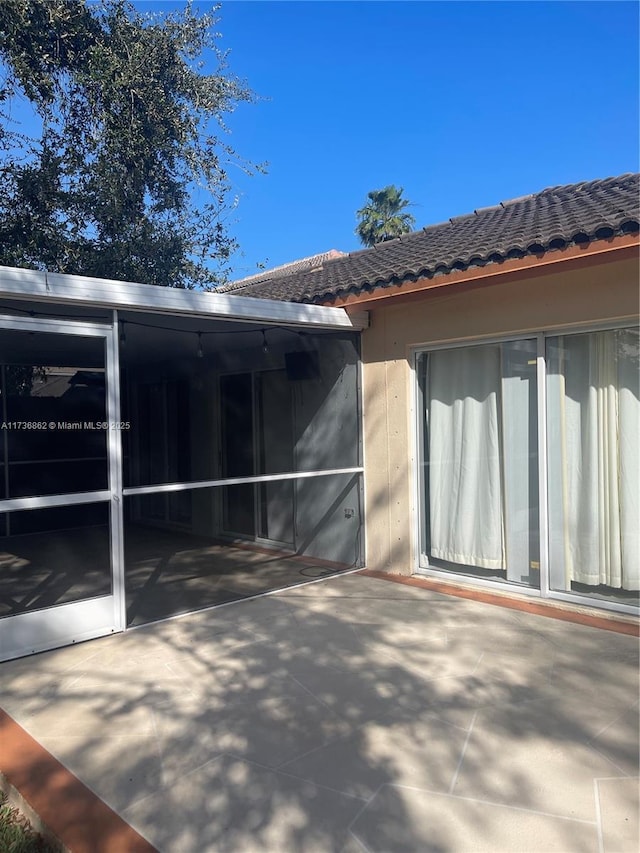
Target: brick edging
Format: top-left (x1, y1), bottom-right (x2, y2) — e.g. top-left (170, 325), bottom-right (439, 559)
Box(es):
top-left (0, 709), bottom-right (157, 853)
top-left (358, 570), bottom-right (640, 636)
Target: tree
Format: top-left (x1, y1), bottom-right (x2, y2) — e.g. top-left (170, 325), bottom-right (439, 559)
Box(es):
top-left (355, 185), bottom-right (416, 247)
top-left (0, 0), bottom-right (261, 288)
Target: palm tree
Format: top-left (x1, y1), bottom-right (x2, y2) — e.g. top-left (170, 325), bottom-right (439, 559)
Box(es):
top-left (355, 185), bottom-right (416, 247)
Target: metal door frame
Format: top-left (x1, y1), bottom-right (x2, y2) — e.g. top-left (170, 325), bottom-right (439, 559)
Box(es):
top-left (0, 313), bottom-right (125, 660)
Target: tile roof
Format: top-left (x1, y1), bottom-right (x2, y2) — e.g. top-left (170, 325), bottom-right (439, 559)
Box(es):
top-left (219, 249), bottom-right (347, 293)
top-left (224, 173), bottom-right (639, 304)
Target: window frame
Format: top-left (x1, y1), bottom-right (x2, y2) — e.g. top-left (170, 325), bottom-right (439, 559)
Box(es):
top-left (411, 320), bottom-right (639, 615)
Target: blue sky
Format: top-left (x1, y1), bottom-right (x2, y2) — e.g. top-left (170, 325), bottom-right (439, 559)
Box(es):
top-left (26, 0), bottom-right (640, 280)
top-left (202, 0), bottom-right (639, 278)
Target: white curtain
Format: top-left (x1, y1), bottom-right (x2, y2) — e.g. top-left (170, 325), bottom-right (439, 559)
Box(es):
top-left (428, 346), bottom-right (505, 570)
top-left (549, 329), bottom-right (639, 590)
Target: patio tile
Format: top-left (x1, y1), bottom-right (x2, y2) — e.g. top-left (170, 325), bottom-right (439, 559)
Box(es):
top-left (473, 648), bottom-right (554, 691)
top-left (589, 703), bottom-right (640, 776)
top-left (223, 596), bottom-right (304, 630)
top-left (15, 692), bottom-right (155, 740)
top-left (280, 657), bottom-right (429, 725)
top-left (151, 680), bottom-right (354, 782)
top-left (356, 635), bottom-right (481, 677)
top-left (34, 733), bottom-right (163, 813)
top-left (279, 711), bottom-right (469, 799)
top-left (344, 595), bottom-right (522, 628)
top-left (349, 785), bottom-right (599, 853)
top-left (0, 668), bottom-right (64, 716)
top-left (121, 753), bottom-right (362, 853)
top-left (265, 618), bottom-right (364, 658)
top-left (166, 639), bottom-right (318, 700)
top-left (597, 776), bottom-right (640, 853)
top-left (349, 618), bottom-right (450, 648)
top-left (150, 620), bottom-right (270, 653)
top-left (0, 639), bottom-right (107, 675)
top-left (417, 671), bottom-right (545, 712)
top-left (550, 658), bottom-right (640, 702)
top-left (527, 683), bottom-right (640, 749)
top-left (1, 574), bottom-right (637, 853)
top-left (451, 700), bottom-right (629, 820)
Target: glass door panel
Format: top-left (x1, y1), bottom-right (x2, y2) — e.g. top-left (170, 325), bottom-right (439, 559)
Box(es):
top-left (419, 339), bottom-right (539, 587)
top-left (546, 328), bottom-right (639, 604)
top-left (256, 370), bottom-right (294, 545)
top-left (130, 379), bottom-right (192, 527)
top-left (221, 373), bottom-right (256, 537)
top-left (220, 370), bottom-right (295, 546)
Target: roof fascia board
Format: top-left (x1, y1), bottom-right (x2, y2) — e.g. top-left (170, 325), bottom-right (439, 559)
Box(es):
top-left (336, 234), bottom-right (639, 309)
top-left (0, 266), bottom-right (368, 331)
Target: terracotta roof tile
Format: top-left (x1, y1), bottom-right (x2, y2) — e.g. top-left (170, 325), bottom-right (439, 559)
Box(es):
top-left (224, 174), bottom-right (639, 303)
top-left (218, 249), bottom-right (346, 293)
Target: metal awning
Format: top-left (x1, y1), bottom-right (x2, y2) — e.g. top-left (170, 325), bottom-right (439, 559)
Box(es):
top-left (0, 266), bottom-right (369, 330)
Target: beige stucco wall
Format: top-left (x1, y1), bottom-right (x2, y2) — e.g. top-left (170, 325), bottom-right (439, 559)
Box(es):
top-left (361, 256), bottom-right (640, 576)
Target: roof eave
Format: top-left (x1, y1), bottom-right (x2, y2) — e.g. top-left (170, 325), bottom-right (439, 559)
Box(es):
top-left (322, 233), bottom-right (640, 309)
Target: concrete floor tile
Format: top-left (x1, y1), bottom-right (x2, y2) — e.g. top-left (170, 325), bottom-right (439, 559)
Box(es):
top-left (1, 574), bottom-right (637, 853)
top-left (550, 661), bottom-right (640, 704)
top-left (528, 684), bottom-right (639, 743)
top-left (474, 650), bottom-right (553, 692)
top-left (362, 640), bottom-right (483, 682)
top-left (452, 703), bottom-right (627, 820)
top-left (0, 669), bottom-right (63, 717)
top-left (122, 753), bottom-right (362, 853)
top-left (418, 672), bottom-right (544, 712)
top-left (267, 618), bottom-right (363, 658)
top-left (589, 705), bottom-right (640, 776)
top-left (279, 574), bottom-right (369, 598)
top-left (16, 693), bottom-right (155, 740)
top-left (0, 639), bottom-right (105, 675)
top-left (597, 776), bottom-right (640, 853)
top-left (350, 785), bottom-right (598, 853)
top-left (152, 684), bottom-right (353, 781)
top-left (35, 733), bottom-right (163, 812)
top-left (156, 622), bottom-right (268, 654)
top-left (173, 649), bottom-right (317, 707)
top-left (350, 620), bottom-right (450, 649)
top-left (280, 714), bottom-right (469, 799)
top-left (283, 660), bottom-right (429, 725)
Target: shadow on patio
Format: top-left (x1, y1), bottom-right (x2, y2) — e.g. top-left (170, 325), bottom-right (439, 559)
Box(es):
top-left (0, 574), bottom-right (638, 852)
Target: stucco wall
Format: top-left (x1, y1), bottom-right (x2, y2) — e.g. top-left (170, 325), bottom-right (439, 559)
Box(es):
top-left (360, 256), bottom-right (640, 576)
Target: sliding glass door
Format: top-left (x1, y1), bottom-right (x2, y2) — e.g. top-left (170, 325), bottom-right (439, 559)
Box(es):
top-left (417, 325), bottom-right (639, 609)
top-left (418, 339), bottom-right (539, 588)
top-left (546, 328), bottom-right (639, 602)
top-left (220, 370), bottom-right (295, 547)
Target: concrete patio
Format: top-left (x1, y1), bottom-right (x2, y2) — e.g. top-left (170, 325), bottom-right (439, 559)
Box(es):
top-left (1, 573), bottom-right (638, 852)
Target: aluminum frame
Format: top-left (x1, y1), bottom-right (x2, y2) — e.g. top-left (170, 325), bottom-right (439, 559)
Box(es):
top-left (0, 265), bottom-right (369, 331)
top-left (122, 467), bottom-right (364, 496)
top-left (0, 263), bottom-right (369, 659)
top-left (0, 313), bottom-right (123, 660)
top-left (411, 324), bottom-right (640, 616)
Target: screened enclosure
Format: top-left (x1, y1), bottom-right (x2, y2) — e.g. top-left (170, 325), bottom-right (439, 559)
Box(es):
top-left (119, 313), bottom-right (363, 627)
top-left (0, 268), bottom-right (365, 660)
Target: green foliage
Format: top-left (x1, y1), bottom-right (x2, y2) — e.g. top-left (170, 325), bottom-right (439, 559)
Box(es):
top-left (0, 0), bottom-right (260, 288)
top-left (355, 185), bottom-right (416, 247)
top-left (0, 792), bottom-right (60, 852)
